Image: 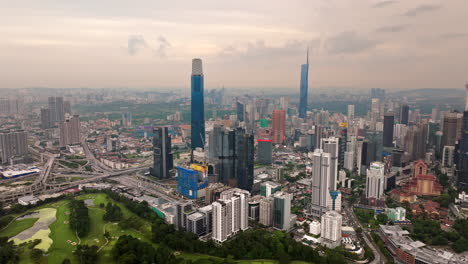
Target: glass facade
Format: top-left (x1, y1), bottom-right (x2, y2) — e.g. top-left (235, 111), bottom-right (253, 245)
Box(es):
top-left (298, 62), bottom-right (309, 118)
top-left (191, 59), bottom-right (205, 150)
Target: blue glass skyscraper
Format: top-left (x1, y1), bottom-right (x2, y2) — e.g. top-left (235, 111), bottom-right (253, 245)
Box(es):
top-left (298, 49), bottom-right (309, 118)
top-left (191, 58), bottom-right (205, 150)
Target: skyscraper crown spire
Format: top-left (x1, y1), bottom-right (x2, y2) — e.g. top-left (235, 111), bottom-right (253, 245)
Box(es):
top-left (192, 58), bottom-right (203, 75)
top-left (306, 46), bottom-right (309, 65)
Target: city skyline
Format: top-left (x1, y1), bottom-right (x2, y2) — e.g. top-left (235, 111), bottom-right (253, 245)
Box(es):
top-left (1, 0), bottom-right (467, 90)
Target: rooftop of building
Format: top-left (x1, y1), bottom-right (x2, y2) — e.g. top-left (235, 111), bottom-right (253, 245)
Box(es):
top-left (379, 225), bottom-right (468, 264)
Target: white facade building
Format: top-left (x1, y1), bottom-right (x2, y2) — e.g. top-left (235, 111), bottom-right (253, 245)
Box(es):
top-left (273, 191), bottom-right (293, 231)
top-left (310, 149), bottom-right (332, 217)
top-left (366, 162), bottom-right (385, 199)
top-left (442, 145), bottom-right (455, 167)
top-left (309, 220), bottom-right (321, 236)
top-left (321, 210), bottom-right (342, 248)
top-left (347, 104), bottom-right (355, 121)
top-left (259, 197), bottom-right (274, 226)
top-left (212, 188), bottom-right (249, 243)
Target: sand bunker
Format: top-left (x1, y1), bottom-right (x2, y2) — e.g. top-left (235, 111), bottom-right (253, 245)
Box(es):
top-left (84, 199), bottom-right (94, 206)
top-left (10, 208), bottom-right (56, 251)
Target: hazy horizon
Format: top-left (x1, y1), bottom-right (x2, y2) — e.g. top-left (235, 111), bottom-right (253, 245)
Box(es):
top-left (1, 0), bottom-right (467, 90)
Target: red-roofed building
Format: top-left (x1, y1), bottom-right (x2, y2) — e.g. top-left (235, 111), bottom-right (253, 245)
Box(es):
top-left (389, 189), bottom-right (417, 203)
top-left (401, 174), bottom-right (442, 196)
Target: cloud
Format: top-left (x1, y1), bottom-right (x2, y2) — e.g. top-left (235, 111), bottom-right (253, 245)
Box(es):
top-left (219, 39), bottom-right (320, 60)
top-left (127, 35), bottom-right (147, 55)
top-left (404, 5), bottom-right (441, 16)
top-left (440, 33), bottom-right (468, 39)
top-left (156, 36), bottom-right (171, 58)
top-left (375, 24), bottom-right (409, 33)
top-left (326, 31), bottom-right (378, 54)
top-left (373, 1), bottom-right (396, 8)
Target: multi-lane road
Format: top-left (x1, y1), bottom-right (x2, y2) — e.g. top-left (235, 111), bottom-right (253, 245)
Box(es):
top-left (344, 204), bottom-right (385, 264)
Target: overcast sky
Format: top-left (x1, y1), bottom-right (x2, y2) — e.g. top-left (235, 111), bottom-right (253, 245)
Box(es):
top-left (1, 0), bottom-right (467, 90)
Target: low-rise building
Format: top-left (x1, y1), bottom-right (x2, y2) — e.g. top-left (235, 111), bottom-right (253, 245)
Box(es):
top-left (379, 225), bottom-right (468, 264)
top-left (386, 207), bottom-right (406, 222)
top-left (18, 195), bottom-right (39, 206)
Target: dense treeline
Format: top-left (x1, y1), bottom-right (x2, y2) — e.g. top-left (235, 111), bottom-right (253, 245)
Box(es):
top-left (69, 200), bottom-right (90, 237)
top-left (77, 190), bottom-right (350, 263)
top-left (410, 218), bottom-right (468, 253)
top-left (112, 235), bottom-right (179, 264)
top-left (0, 237), bottom-right (19, 264)
top-left (74, 244), bottom-right (98, 264)
top-left (103, 203), bottom-right (122, 222)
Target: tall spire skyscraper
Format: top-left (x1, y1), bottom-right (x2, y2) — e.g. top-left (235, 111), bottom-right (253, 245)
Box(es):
top-left (298, 48), bottom-right (309, 118)
top-left (191, 58), bottom-right (205, 150)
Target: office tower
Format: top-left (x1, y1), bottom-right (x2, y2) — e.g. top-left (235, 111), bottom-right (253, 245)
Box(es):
top-left (315, 125), bottom-right (323, 149)
top-left (59, 114), bottom-right (80, 147)
top-left (400, 104), bottom-right (409, 125)
top-left (404, 124), bottom-right (428, 161)
top-left (298, 49), bottom-right (309, 118)
top-left (431, 108), bottom-right (439, 122)
top-left (48, 97), bottom-right (56, 123)
top-left (442, 112), bottom-right (461, 149)
top-left (322, 137), bottom-right (339, 185)
top-left (365, 131), bottom-right (383, 164)
top-left (371, 88), bottom-right (385, 101)
top-left (442, 146), bottom-right (455, 167)
top-left (0, 130), bottom-right (28, 164)
top-left (310, 149), bottom-right (332, 217)
top-left (347, 105), bottom-right (355, 120)
top-left (55, 97), bottom-right (64, 122)
top-left (245, 102), bottom-right (256, 129)
top-left (366, 161), bottom-right (385, 200)
top-left (236, 129), bottom-right (254, 191)
top-left (236, 102), bottom-right (244, 122)
top-left (63, 101), bottom-right (71, 115)
top-left (273, 191), bottom-right (292, 231)
top-left (356, 139), bottom-right (364, 175)
top-left (208, 125), bottom-right (222, 161)
top-left (217, 127), bottom-right (254, 191)
top-left (383, 112), bottom-right (394, 148)
top-left (458, 84), bottom-right (468, 188)
top-left (259, 197), bottom-right (274, 226)
top-left (280, 96), bottom-right (289, 110)
top-left (260, 181), bottom-right (281, 197)
top-left (272, 109), bottom-right (286, 144)
top-left (40, 108), bottom-right (51, 129)
top-left (327, 191), bottom-right (342, 212)
top-left (191, 58), bottom-right (205, 150)
top-left (150, 126), bottom-right (173, 179)
top-left (257, 139), bottom-right (272, 165)
top-left (344, 151), bottom-right (354, 171)
top-left (338, 129), bottom-right (347, 169)
top-left (122, 112), bottom-right (132, 128)
top-left (321, 210), bottom-right (342, 249)
top-left (306, 130), bottom-right (316, 151)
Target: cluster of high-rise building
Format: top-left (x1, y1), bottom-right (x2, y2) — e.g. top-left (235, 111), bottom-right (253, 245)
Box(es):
top-left (41, 96), bottom-right (71, 129)
top-left (0, 130), bottom-right (28, 165)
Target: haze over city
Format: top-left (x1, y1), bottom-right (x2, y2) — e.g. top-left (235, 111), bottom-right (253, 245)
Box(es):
top-left (2, 0), bottom-right (468, 90)
top-left (2, 1), bottom-right (468, 264)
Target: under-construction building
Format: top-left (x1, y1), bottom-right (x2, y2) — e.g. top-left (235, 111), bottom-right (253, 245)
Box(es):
top-left (177, 164), bottom-right (209, 199)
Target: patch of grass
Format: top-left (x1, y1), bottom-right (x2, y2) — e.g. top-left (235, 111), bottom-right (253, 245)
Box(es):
top-left (46, 193), bottom-right (154, 264)
top-left (0, 218), bottom-right (38, 238)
